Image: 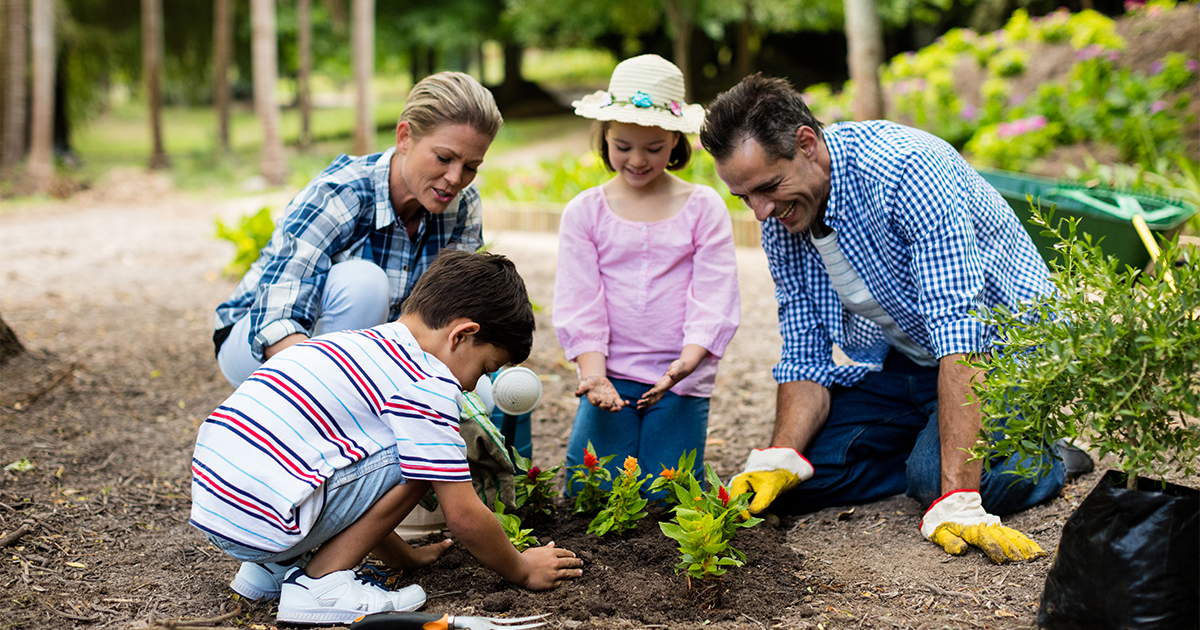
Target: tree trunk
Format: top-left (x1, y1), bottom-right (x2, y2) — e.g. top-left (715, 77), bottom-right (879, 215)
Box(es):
top-left (297, 0), bottom-right (313, 149)
top-left (251, 0), bottom-right (287, 185)
top-left (662, 0), bottom-right (696, 101)
top-left (142, 0), bottom-right (170, 169)
top-left (844, 0), bottom-right (885, 121)
top-left (213, 0), bottom-right (233, 153)
top-left (733, 0), bottom-right (754, 81)
top-left (2, 0), bottom-right (28, 174)
top-left (0, 314), bottom-right (24, 365)
top-left (351, 0), bottom-right (374, 155)
top-left (27, 0), bottom-right (54, 190)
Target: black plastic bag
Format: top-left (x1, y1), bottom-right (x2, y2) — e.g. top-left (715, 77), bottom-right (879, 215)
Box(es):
top-left (1039, 470), bottom-right (1199, 630)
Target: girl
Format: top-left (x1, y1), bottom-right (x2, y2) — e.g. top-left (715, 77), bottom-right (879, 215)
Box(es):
top-left (554, 54), bottom-right (741, 490)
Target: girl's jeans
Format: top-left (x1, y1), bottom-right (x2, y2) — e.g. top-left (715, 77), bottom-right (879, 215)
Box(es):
top-left (771, 351), bottom-right (1064, 515)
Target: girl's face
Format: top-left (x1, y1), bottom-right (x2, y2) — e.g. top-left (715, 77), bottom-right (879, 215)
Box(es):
top-left (605, 122), bottom-right (677, 189)
top-left (394, 122), bottom-right (492, 215)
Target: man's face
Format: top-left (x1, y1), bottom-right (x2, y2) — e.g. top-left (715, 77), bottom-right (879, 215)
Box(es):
top-left (714, 128), bottom-right (831, 234)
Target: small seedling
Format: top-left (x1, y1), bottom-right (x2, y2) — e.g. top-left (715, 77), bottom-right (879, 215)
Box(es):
top-left (568, 441), bottom-right (614, 515)
top-left (493, 500), bottom-right (538, 551)
top-left (511, 449), bottom-right (563, 515)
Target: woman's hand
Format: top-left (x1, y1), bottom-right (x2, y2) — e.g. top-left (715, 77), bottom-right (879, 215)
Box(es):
top-left (636, 345), bottom-right (707, 410)
top-left (576, 375), bottom-right (629, 412)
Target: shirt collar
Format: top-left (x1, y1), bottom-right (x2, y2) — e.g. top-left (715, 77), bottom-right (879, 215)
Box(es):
top-left (821, 124), bottom-right (848, 232)
top-left (372, 146), bottom-right (398, 230)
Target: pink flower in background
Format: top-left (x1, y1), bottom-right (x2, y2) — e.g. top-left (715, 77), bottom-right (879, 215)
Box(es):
top-left (1187, 60), bottom-right (1199, 72)
top-left (961, 104), bottom-right (978, 120)
top-left (1150, 60), bottom-right (1165, 75)
top-left (1009, 93), bottom-right (1027, 107)
top-left (1150, 100), bottom-right (1169, 114)
top-left (997, 115), bottom-right (1048, 139)
top-left (1076, 45), bottom-right (1104, 61)
top-left (1124, 0), bottom-right (1145, 10)
top-left (1108, 50), bottom-right (1121, 62)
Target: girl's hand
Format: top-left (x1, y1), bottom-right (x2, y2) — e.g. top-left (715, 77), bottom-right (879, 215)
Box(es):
top-left (576, 375), bottom-right (629, 412)
top-left (637, 346), bottom-right (707, 410)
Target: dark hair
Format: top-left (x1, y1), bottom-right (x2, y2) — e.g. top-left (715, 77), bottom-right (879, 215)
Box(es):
top-left (700, 73), bottom-right (824, 164)
top-left (594, 121), bottom-right (693, 172)
top-left (401, 250), bottom-right (535, 365)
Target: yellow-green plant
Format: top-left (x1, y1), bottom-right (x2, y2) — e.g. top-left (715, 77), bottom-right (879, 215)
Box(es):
top-left (214, 206), bottom-right (274, 277)
top-left (659, 464), bottom-right (762, 581)
top-left (646, 449), bottom-right (699, 505)
top-left (493, 500), bottom-right (538, 551)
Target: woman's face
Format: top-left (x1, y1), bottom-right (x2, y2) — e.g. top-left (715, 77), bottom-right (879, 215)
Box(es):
top-left (393, 122), bottom-right (492, 215)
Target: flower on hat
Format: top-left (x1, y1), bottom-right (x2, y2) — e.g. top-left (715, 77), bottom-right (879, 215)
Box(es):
top-left (669, 101), bottom-right (682, 117)
top-left (631, 91), bottom-right (653, 108)
top-left (599, 92), bottom-right (614, 108)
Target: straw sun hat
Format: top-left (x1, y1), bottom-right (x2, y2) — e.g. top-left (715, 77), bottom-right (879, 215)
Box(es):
top-left (572, 54), bottom-right (704, 135)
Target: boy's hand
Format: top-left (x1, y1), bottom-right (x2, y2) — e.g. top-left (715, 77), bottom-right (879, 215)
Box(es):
top-left (518, 542), bottom-right (584, 591)
top-left (576, 375), bottom-right (629, 412)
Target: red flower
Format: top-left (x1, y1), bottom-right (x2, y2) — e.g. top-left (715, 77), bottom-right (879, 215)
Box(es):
top-left (584, 448), bottom-right (599, 471)
top-left (718, 486), bottom-right (731, 507)
top-left (527, 466), bottom-right (541, 479)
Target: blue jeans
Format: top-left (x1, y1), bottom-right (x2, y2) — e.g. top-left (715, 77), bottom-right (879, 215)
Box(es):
top-left (206, 446), bottom-right (407, 563)
top-left (565, 377), bottom-right (709, 497)
top-left (771, 352), bottom-right (1064, 515)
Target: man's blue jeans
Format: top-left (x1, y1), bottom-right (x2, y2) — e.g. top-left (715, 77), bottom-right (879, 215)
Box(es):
top-left (771, 351), bottom-right (1064, 515)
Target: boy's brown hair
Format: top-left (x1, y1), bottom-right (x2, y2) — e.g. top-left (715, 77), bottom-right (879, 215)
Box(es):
top-left (402, 250), bottom-right (535, 365)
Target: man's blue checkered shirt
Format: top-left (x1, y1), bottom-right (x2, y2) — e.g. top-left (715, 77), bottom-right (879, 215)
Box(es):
top-left (763, 121), bottom-right (1051, 387)
top-left (214, 147), bottom-right (482, 361)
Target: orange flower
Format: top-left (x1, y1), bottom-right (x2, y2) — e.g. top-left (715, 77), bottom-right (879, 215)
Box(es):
top-left (584, 448), bottom-right (599, 471)
top-left (659, 466), bottom-right (678, 480)
top-left (623, 456), bottom-right (638, 478)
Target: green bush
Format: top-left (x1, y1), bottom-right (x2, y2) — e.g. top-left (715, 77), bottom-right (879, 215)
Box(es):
top-left (214, 206), bottom-right (275, 277)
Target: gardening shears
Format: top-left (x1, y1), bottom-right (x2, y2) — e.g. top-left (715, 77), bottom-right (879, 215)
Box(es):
top-left (350, 612), bottom-right (549, 630)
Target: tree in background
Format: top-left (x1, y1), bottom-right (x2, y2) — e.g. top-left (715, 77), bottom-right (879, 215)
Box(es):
top-left (28, 0), bottom-right (55, 191)
top-left (2, 0), bottom-right (27, 175)
top-left (251, 0), bottom-right (287, 185)
top-left (297, 0), bottom-right (313, 148)
top-left (213, 0), bottom-right (233, 153)
top-left (352, 0), bottom-right (374, 155)
top-left (143, 0), bottom-right (170, 169)
top-left (844, 0), bottom-right (884, 119)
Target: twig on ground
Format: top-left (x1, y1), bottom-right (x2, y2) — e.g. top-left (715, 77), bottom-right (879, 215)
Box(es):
top-left (927, 583), bottom-right (979, 603)
top-left (18, 362), bottom-right (82, 407)
top-left (42, 600), bottom-right (100, 622)
top-left (146, 603), bottom-right (241, 629)
top-left (0, 523), bottom-right (33, 547)
top-left (739, 612), bottom-right (766, 629)
top-left (427, 589), bottom-right (464, 599)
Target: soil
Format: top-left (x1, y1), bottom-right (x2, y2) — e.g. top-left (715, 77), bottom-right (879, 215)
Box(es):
top-left (1, 9), bottom-right (1197, 628)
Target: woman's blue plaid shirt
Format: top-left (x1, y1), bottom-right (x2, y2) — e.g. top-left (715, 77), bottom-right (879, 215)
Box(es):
top-left (763, 121), bottom-right (1051, 387)
top-left (213, 148), bottom-right (482, 361)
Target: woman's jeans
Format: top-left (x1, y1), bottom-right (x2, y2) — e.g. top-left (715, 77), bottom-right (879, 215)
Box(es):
top-left (771, 352), bottom-right (1064, 515)
top-left (565, 377), bottom-right (709, 496)
top-left (218, 260), bottom-right (389, 387)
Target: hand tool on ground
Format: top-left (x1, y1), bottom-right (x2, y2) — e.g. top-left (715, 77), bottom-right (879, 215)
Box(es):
top-left (350, 611), bottom-right (549, 630)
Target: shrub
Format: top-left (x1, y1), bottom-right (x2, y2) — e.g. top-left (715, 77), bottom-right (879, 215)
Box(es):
top-left (214, 206), bottom-right (274, 277)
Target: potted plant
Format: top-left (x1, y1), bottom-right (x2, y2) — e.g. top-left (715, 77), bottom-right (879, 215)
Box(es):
top-left (968, 206), bottom-right (1200, 630)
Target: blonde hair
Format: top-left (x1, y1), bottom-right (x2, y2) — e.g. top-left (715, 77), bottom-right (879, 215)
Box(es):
top-left (400, 72), bottom-right (502, 140)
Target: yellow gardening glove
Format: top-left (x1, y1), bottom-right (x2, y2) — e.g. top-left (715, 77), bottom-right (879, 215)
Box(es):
top-left (729, 448), bottom-right (814, 515)
top-left (920, 490), bottom-right (1048, 564)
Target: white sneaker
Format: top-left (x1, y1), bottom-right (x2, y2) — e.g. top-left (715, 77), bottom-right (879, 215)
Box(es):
top-left (277, 567), bottom-right (427, 625)
top-left (230, 554), bottom-right (310, 600)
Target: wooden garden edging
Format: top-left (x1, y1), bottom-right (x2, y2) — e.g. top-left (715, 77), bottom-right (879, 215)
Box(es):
top-left (483, 201), bottom-right (762, 249)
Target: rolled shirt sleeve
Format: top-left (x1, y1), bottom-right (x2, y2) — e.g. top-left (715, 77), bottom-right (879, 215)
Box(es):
top-left (682, 187), bottom-right (741, 358)
top-left (553, 193), bottom-right (611, 360)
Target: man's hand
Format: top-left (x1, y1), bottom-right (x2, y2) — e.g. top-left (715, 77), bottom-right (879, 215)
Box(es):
top-left (729, 447), bottom-right (814, 514)
top-left (920, 490), bottom-right (1047, 564)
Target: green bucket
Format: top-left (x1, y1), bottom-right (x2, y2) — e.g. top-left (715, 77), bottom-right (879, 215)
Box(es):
top-left (975, 167), bottom-right (1197, 271)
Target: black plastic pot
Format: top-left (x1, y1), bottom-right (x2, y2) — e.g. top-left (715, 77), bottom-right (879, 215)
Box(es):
top-left (1039, 470), bottom-right (1199, 630)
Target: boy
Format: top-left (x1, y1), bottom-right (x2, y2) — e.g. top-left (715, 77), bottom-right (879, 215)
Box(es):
top-left (190, 251), bottom-right (584, 625)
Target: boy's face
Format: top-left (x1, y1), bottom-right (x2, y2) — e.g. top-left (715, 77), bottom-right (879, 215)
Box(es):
top-left (444, 339), bottom-right (511, 392)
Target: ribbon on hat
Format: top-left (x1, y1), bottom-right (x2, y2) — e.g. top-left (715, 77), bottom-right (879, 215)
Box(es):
top-left (599, 90), bottom-right (684, 117)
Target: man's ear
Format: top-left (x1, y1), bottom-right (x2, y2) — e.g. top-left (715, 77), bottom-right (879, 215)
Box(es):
top-left (395, 121), bottom-right (413, 156)
top-left (448, 320), bottom-right (481, 350)
top-left (795, 125), bottom-right (819, 159)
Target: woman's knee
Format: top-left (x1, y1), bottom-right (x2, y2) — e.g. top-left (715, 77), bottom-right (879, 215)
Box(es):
top-left (318, 260), bottom-right (389, 332)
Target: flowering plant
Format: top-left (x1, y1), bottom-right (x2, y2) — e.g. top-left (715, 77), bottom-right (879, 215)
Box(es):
top-left (511, 450), bottom-right (562, 515)
top-left (493, 500), bottom-right (538, 552)
top-left (659, 464), bottom-right (762, 583)
top-left (646, 449), bottom-right (699, 505)
top-left (588, 456), bottom-right (649, 536)
top-left (568, 441), bottom-right (615, 515)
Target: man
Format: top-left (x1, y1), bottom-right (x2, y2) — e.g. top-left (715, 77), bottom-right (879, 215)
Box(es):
top-left (701, 74), bottom-right (1089, 564)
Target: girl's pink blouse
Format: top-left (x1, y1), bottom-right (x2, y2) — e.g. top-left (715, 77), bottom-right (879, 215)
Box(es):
top-left (552, 184), bottom-right (741, 398)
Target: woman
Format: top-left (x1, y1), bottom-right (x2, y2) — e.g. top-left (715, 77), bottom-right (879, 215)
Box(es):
top-left (213, 71), bottom-right (502, 386)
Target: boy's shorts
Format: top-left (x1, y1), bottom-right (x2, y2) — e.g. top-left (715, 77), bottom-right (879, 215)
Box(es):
top-left (206, 445), bottom-right (407, 563)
